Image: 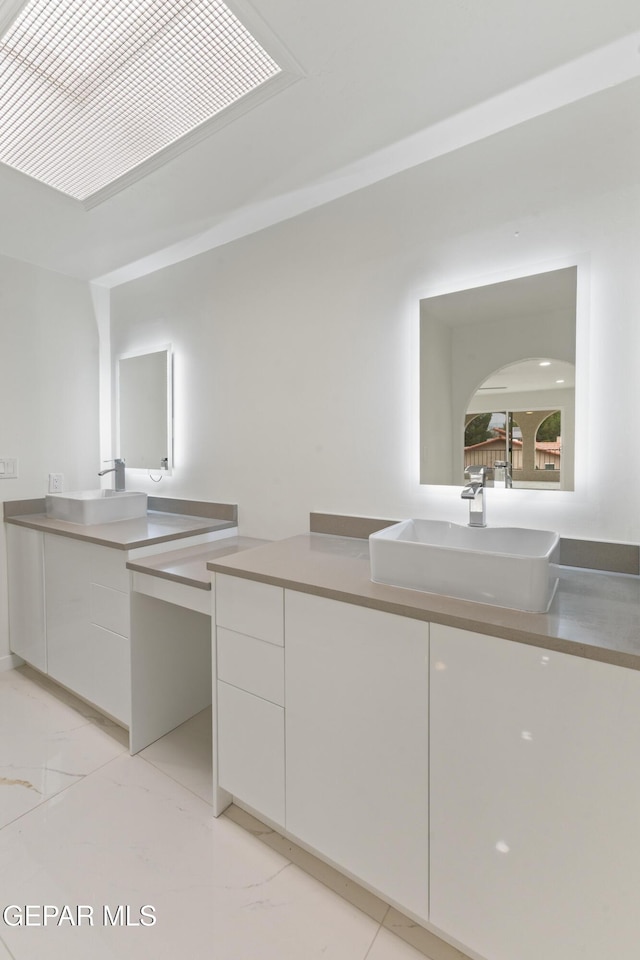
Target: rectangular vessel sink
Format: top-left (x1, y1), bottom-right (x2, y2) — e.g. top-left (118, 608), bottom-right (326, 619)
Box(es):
top-left (46, 490), bottom-right (148, 525)
top-left (370, 519), bottom-right (560, 612)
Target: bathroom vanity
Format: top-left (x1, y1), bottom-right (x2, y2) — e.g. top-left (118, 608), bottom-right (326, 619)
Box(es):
top-left (4, 497), bottom-right (238, 733)
top-left (207, 528), bottom-right (640, 960)
top-left (125, 536), bottom-right (266, 753)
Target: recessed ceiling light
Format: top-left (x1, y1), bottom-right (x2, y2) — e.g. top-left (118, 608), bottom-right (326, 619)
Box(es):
top-left (556, 378), bottom-right (565, 383)
top-left (0, 0), bottom-right (287, 203)
top-left (539, 361), bottom-right (551, 367)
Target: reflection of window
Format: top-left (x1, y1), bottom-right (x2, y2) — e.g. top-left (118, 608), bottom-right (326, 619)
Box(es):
top-left (464, 410), bottom-right (561, 482)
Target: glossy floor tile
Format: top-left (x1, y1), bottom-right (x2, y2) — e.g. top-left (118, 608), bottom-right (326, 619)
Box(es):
top-left (0, 937), bottom-right (13, 959)
top-left (0, 667), bottom-right (127, 829)
top-left (1, 752), bottom-right (380, 959)
top-left (138, 705), bottom-right (212, 803)
top-left (224, 803), bottom-right (390, 922)
top-left (0, 667), bottom-right (461, 960)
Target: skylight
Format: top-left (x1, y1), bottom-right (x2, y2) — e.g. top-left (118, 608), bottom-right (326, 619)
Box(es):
top-left (0, 0), bottom-right (283, 203)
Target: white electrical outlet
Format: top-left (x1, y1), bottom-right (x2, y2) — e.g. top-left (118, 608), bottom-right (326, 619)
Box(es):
top-left (48, 473), bottom-right (64, 493)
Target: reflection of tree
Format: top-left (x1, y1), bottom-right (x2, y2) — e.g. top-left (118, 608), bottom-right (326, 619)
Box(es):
top-left (465, 413), bottom-right (493, 446)
top-left (537, 410), bottom-right (561, 441)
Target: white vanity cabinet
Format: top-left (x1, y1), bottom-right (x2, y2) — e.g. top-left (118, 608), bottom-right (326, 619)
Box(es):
top-left (215, 574), bottom-right (285, 826)
top-left (284, 591), bottom-right (430, 920)
top-left (6, 525), bottom-right (46, 671)
top-left (213, 580), bottom-right (430, 917)
top-left (429, 623), bottom-right (640, 960)
top-left (45, 533), bottom-right (132, 723)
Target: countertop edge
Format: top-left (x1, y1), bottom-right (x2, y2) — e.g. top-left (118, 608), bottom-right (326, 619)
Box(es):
top-left (128, 537), bottom-right (270, 588)
top-left (5, 514), bottom-right (237, 549)
top-left (128, 565), bottom-right (212, 590)
top-left (208, 548), bottom-right (640, 673)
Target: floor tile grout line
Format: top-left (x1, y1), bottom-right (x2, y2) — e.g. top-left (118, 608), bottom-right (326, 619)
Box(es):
top-left (136, 752), bottom-right (215, 808)
top-left (362, 921), bottom-right (385, 960)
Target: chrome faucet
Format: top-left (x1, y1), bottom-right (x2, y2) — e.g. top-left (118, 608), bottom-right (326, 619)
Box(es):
top-left (98, 458), bottom-right (125, 491)
top-left (462, 465), bottom-right (493, 527)
top-left (494, 460), bottom-right (513, 489)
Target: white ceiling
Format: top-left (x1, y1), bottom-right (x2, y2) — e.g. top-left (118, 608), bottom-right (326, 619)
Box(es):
top-left (1, 0), bottom-right (640, 285)
top-left (477, 359), bottom-right (576, 396)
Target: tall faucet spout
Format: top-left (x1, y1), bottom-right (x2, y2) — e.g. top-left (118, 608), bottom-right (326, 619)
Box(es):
top-left (462, 465), bottom-right (491, 527)
top-left (98, 458), bottom-right (126, 492)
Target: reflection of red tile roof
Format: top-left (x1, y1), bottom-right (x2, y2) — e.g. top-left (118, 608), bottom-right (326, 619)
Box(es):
top-left (465, 437), bottom-right (521, 451)
top-left (536, 440), bottom-right (562, 452)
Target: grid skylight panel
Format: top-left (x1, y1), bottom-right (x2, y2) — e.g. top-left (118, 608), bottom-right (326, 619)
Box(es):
top-left (0, 0), bottom-right (282, 201)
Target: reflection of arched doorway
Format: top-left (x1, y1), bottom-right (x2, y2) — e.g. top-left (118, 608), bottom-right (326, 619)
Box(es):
top-left (535, 411), bottom-right (562, 474)
top-left (464, 409), bottom-right (562, 486)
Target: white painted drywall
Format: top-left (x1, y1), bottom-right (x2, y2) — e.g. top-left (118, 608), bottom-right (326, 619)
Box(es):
top-left (0, 255), bottom-right (99, 666)
top-left (109, 101), bottom-right (640, 544)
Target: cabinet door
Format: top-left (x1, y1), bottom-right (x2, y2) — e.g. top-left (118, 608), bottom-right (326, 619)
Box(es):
top-left (45, 535), bottom-right (130, 724)
top-left (6, 525), bottom-right (46, 671)
top-left (217, 680), bottom-right (285, 826)
top-left (430, 623), bottom-right (640, 960)
top-left (285, 591), bottom-right (429, 920)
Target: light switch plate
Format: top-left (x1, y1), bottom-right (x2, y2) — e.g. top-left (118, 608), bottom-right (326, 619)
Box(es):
top-left (0, 458), bottom-right (17, 479)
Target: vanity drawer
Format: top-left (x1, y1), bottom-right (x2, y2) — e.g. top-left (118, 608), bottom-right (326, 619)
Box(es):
top-left (217, 627), bottom-right (284, 706)
top-left (217, 680), bottom-right (285, 826)
top-left (90, 583), bottom-right (129, 637)
top-left (90, 544), bottom-right (130, 593)
top-left (215, 574), bottom-right (283, 646)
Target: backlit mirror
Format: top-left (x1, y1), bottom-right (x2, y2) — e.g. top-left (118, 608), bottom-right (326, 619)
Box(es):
top-left (117, 346), bottom-right (173, 472)
top-left (420, 267), bottom-right (577, 490)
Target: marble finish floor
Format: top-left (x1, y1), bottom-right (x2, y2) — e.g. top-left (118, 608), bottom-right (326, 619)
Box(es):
top-left (0, 666), bottom-right (467, 960)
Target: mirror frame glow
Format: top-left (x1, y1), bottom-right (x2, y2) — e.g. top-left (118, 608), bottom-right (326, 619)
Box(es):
top-left (116, 345), bottom-right (173, 473)
top-left (419, 266), bottom-right (577, 490)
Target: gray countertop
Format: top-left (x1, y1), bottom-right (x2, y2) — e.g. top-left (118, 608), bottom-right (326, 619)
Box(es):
top-left (127, 537), bottom-right (270, 589)
top-left (5, 510), bottom-right (236, 549)
top-left (207, 533), bottom-right (640, 671)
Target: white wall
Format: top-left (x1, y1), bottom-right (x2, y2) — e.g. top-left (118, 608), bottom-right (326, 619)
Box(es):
top-left (109, 101), bottom-right (640, 544)
top-left (0, 255), bottom-right (99, 666)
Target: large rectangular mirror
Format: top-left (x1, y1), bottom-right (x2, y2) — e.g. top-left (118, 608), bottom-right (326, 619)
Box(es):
top-left (117, 346), bottom-right (173, 472)
top-left (420, 266), bottom-right (577, 490)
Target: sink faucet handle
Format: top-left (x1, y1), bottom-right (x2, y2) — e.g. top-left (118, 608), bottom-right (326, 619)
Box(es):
top-left (464, 464), bottom-right (494, 487)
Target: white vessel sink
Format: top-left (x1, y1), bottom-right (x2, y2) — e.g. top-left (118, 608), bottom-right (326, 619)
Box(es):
top-left (46, 490), bottom-right (148, 525)
top-left (370, 519), bottom-right (560, 612)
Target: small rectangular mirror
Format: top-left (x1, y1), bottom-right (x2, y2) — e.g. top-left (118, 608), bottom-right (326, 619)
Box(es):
top-left (117, 346), bottom-right (173, 472)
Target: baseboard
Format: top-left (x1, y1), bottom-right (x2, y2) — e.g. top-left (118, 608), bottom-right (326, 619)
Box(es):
top-left (0, 652), bottom-right (25, 673)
